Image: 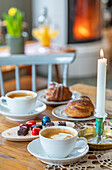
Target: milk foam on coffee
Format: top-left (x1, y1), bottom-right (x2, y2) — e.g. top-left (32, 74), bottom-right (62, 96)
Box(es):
top-left (41, 128), bottom-right (75, 140)
top-left (50, 133), bottom-right (73, 140)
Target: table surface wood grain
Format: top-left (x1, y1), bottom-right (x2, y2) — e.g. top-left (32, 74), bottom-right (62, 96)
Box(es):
top-left (0, 83), bottom-right (112, 170)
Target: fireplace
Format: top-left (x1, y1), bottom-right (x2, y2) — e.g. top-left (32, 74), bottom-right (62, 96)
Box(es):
top-left (68, 0), bottom-right (102, 43)
top-left (33, 0), bottom-right (110, 78)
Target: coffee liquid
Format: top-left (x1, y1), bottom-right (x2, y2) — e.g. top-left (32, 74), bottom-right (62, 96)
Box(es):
top-left (41, 128), bottom-right (75, 140)
top-left (8, 92), bottom-right (35, 99)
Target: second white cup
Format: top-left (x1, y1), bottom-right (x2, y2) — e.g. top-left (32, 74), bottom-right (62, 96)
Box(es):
top-left (1, 90), bottom-right (37, 115)
top-left (39, 126), bottom-right (87, 158)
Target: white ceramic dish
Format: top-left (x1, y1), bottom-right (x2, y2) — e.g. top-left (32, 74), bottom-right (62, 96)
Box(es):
top-left (0, 100), bottom-right (46, 121)
top-left (52, 105), bottom-right (95, 121)
top-left (2, 126), bottom-right (38, 141)
top-left (2, 121), bottom-right (74, 141)
top-left (27, 138), bottom-right (89, 165)
top-left (37, 89), bottom-right (81, 105)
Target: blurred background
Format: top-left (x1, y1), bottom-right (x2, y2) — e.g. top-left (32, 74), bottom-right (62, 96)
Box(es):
top-left (0, 0), bottom-right (112, 91)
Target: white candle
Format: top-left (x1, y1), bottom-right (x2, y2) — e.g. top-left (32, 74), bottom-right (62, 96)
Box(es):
top-left (96, 49), bottom-right (107, 117)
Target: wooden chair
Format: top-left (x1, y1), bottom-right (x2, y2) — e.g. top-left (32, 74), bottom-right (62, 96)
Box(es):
top-left (2, 65), bottom-right (48, 94)
top-left (0, 53), bottom-right (76, 96)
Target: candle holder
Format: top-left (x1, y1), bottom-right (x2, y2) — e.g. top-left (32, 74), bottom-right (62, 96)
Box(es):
top-left (96, 117), bottom-right (104, 144)
top-left (86, 114), bottom-right (107, 145)
top-left (78, 113), bottom-right (112, 149)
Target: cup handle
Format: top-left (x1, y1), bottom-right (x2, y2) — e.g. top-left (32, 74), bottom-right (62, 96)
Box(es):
top-left (73, 137), bottom-right (88, 150)
top-left (0, 96), bottom-right (9, 109)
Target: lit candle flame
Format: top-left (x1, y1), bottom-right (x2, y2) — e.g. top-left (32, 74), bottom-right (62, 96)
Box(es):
top-left (100, 49), bottom-right (104, 59)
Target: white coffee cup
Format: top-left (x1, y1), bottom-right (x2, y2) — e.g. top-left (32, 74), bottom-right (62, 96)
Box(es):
top-left (39, 126), bottom-right (87, 158)
top-left (1, 90), bottom-right (37, 115)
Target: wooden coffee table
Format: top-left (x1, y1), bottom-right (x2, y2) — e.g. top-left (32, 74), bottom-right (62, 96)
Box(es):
top-left (0, 83), bottom-right (112, 169)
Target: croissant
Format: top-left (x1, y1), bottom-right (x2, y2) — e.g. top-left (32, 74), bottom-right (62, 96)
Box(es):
top-left (46, 82), bottom-right (72, 101)
top-left (65, 96), bottom-right (94, 118)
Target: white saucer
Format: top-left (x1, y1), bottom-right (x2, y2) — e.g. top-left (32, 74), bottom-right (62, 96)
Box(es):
top-left (52, 105), bottom-right (95, 121)
top-left (0, 100), bottom-right (46, 122)
top-left (2, 121), bottom-right (74, 141)
top-left (37, 89), bottom-right (81, 105)
top-left (27, 138), bottom-right (89, 165)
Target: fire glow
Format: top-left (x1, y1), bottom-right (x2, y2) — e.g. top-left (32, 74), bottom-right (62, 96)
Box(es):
top-left (100, 49), bottom-right (104, 59)
top-left (72, 0), bottom-right (101, 41)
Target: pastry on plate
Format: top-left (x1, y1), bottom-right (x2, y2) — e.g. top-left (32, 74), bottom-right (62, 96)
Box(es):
top-left (46, 82), bottom-right (72, 101)
top-left (65, 96), bottom-right (94, 118)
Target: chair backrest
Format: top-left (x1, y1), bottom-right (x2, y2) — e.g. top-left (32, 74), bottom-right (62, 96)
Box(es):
top-left (0, 53), bottom-right (76, 96)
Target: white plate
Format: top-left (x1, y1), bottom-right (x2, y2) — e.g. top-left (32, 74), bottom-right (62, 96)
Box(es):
top-left (52, 105), bottom-right (95, 121)
top-left (0, 100), bottom-right (46, 122)
top-left (2, 121), bottom-right (74, 141)
top-left (37, 89), bottom-right (81, 105)
top-left (2, 126), bottom-right (38, 141)
top-left (27, 138), bottom-right (89, 165)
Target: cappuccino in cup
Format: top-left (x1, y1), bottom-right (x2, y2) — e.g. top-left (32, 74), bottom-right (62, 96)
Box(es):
top-left (39, 126), bottom-right (87, 158)
top-left (1, 90), bottom-right (37, 115)
top-left (41, 128), bottom-right (75, 140)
